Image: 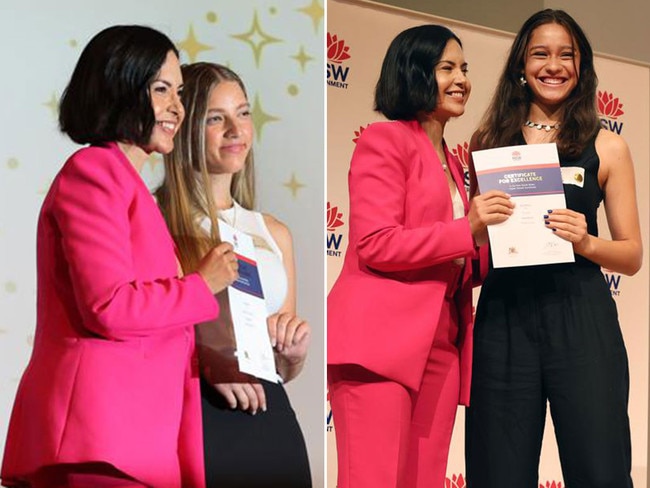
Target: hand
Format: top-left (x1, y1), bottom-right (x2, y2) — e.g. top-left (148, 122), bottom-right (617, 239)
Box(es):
top-left (213, 382), bottom-right (266, 414)
top-left (196, 242), bottom-right (239, 294)
top-left (544, 209), bottom-right (590, 253)
top-left (267, 313), bottom-right (311, 366)
top-left (468, 190), bottom-right (514, 246)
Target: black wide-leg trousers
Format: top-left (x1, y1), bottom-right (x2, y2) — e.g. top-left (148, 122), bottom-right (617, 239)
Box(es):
top-left (465, 264), bottom-right (633, 488)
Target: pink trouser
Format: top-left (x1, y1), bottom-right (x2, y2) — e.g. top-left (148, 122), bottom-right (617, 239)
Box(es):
top-left (329, 296), bottom-right (461, 488)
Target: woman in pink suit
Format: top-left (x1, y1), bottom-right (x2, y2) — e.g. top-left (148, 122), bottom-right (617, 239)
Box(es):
top-left (327, 25), bottom-right (513, 487)
top-left (1, 25), bottom-right (238, 488)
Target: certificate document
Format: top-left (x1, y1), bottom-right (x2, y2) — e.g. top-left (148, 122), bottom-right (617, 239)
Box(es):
top-left (217, 220), bottom-right (279, 383)
top-left (472, 143), bottom-right (575, 268)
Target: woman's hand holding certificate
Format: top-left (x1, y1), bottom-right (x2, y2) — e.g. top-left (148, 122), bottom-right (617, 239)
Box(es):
top-left (472, 143), bottom-right (575, 268)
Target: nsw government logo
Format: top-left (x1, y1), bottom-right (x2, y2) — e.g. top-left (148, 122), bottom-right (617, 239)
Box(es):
top-left (597, 90), bottom-right (624, 134)
top-left (327, 33), bottom-right (351, 89)
top-left (327, 202), bottom-right (345, 257)
top-left (602, 267), bottom-right (622, 297)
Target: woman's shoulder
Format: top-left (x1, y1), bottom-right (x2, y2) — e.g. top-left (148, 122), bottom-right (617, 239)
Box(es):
top-left (595, 128), bottom-right (629, 154)
top-left (63, 143), bottom-right (131, 177)
top-left (357, 120), bottom-right (418, 141)
top-left (261, 212), bottom-right (292, 246)
top-left (354, 120), bottom-right (420, 158)
top-left (56, 143), bottom-right (138, 197)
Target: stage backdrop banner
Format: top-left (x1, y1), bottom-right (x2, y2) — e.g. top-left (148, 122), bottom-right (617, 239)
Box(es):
top-left (0, 1), bottom-right (324, 486)
top-left (326, 1), bottom-right (650, 487)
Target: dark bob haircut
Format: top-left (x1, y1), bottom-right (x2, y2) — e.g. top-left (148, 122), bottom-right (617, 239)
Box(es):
top-left (374, 24), bottom-right (462, 121)
top-left (59, 25), bottom-right (178, 146)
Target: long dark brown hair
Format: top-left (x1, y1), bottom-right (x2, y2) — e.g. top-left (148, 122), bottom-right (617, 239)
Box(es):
top-left (475, 9), bottom-right (600, 158)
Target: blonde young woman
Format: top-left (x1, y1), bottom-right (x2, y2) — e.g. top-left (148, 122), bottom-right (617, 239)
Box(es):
top-left (156, 62), bottom-right (311, 488)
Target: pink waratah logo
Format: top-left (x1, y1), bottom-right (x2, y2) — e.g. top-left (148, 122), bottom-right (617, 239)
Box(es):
top-left (598, 91), bottom-right (624, 119)
top-left (540, 481), bottom-right (563, 488)
top-left (451, 142), bottom-right (470, 170)
top-left (327, 202), bottom-right (345, 231)
top-left (353, 125), bottom-right (369, 144)
top-left (327, 33), bottom-right (351, 64)
top-left (512, 151), bottom-right (522, 161)
top-left (445, 473), bottom-right (466, 488)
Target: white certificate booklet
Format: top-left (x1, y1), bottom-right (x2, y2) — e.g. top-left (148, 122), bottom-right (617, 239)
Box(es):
top-left (216, 220), bottom-right (279, 383)
top-left (473, 143), bottom-right (575, 268)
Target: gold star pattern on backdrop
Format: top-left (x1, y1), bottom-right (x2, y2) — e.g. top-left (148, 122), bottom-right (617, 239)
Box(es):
top-left (291, 45), bottom-right (313, 72)
top-left (178, 24), bottom-right (213, 63)
top-left (251, 93), bottom-right (279, 140)
top-left (297, 0), bottom-right (324, 32)
top-left (283, 172), bottom-right (306, 199)
top-left (231, 11), bottom-right (282, 67)
top-left (43, 92), bottom-right (59, 118)
top-left (6, 157), bottom-right (19, 169)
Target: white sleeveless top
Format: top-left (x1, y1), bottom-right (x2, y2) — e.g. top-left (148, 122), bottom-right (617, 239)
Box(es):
top-left (200, 201), bottom-right (289, 314)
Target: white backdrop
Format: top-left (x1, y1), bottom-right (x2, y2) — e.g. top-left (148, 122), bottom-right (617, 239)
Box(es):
top-left (0, 1), bottom-right (325, 486)
top-left (326, 1), bottom-right (650, 487)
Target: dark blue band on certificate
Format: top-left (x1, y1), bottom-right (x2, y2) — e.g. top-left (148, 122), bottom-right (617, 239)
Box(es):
top-left (232, 254), bottom-right (265, 299)
top-left (477, 166), bottom-right (564, 196)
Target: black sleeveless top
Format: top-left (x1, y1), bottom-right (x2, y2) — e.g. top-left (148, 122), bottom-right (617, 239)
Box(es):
top-left (514, 131), bottom-right (603, 268)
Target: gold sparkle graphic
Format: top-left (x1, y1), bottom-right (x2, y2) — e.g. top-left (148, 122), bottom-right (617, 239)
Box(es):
top-left (283, 172), bottom-right (306, 199)
top-left (251, 93), bottom-right (279, 140)
top-left (178, 24), bottom-right (213, 63)
top-left (7, 157), bottom-right (19, 169)
top-left (5, 282), bottom-right (17, 293)
top-left (68, 39), bottom-right (78, 48)
top-left (291, 45), bottom-right (314, 72)
top-left (43, 92), bottom-right (59, 118)
top-left (297, 0), bottom-right (324, 32)
top-left (206, 11), bottom-right (218, 23)
top-left (231, 11), bottom-right (282, 67)
top-left (287, 84), bottom-right (299, 96)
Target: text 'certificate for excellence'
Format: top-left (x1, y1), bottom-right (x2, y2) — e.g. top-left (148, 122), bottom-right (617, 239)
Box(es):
top-left (472, 143), bottom-right (574, 268)
top-left (218, 220), bottom-right (279, 383)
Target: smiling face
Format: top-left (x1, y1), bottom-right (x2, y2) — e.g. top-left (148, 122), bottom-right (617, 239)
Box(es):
top-left (523, 22), bottom-right (580, 111)
top-left (433, 39), bottom-right (471, 121)
top-left (204, 80), bottom-right (253, 175)
top-left (144, 50), bottom-right (185, 155)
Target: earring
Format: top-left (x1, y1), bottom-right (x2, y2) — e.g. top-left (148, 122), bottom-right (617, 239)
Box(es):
top-left (519, 75), bottom-right (527, 86)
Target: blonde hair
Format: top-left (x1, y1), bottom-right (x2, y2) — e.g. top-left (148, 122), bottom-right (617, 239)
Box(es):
top-left (156, 62), bottom-right (256, 272)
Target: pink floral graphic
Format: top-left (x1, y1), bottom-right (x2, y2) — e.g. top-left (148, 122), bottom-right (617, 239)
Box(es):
top-left (352, 125), bottom-right (369, 144)
top-left (539, 481), bottom-right (563, 488)
top-left (445, 473), bottom-right (466, 488)
top-left (451, 141), bottom-right (470, 170)
top-left (327, 33), bottom-right (351, 63)
top-left (597, 91), bottom-right (624, 119)
top-left (327, 202), bottom-right (344, 231)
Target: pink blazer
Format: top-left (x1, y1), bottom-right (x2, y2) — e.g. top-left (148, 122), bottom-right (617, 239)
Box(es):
top-left (327, 120), bottom-right (476, 405)
top-left (1, 143), bottom-right (218, 488)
